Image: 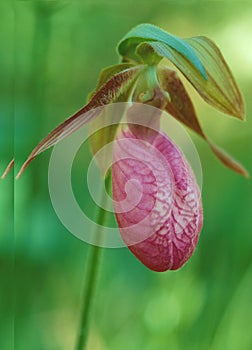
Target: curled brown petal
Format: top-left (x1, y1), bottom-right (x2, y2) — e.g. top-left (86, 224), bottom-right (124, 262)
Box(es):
top-left (158, 66), bottom-right (249, 177)
top-left (1, 159), bottom-right (14, 179)
top-left (16, 66), bottom-right (143, 179)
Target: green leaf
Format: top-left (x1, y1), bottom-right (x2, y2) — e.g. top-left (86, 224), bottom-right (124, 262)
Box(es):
top-left (184, 36), bottom-right (245, 119)
top-left (16, 66), bottom-right (143, 178)
top-left (151, 36), bottom-right (244, 120)
top-left (158, 66), bottom-right (249, 177)
top-left (118, 23), bottom-right (207, 79)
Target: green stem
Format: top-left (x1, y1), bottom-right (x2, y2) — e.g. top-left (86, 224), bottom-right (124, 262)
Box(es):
top-left (75, 175), bottom-right (111, 350)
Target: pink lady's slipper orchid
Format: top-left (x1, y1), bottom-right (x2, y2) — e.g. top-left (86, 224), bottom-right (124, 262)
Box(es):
top-left (112, 121), bottom-right (203, 271)
top-left (9, 24), bottom-right (247, 271)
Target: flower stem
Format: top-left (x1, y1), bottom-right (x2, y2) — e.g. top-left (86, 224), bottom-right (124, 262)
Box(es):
top-left (75, 175), bottom-right (111, 350)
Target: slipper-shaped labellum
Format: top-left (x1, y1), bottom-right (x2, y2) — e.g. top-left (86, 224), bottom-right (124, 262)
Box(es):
top-left (112, 126), bottom-right (203, 271)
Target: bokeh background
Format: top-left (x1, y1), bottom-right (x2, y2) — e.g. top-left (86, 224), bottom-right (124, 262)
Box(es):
top-left (1, 1), bottom-right (252, 349)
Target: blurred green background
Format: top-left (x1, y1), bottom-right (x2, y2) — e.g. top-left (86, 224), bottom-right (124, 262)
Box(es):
top-left (1, 1), bottom-right (252, 349)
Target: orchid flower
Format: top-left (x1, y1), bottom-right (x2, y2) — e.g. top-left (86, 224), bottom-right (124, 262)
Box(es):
top-left (112, 117), bottom-right (203, 271)
top-left (9, 24), bottom-right (247, 272)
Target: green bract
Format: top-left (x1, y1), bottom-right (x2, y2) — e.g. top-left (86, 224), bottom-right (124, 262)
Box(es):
top-left (117, 23), bottom-right (207, 79)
